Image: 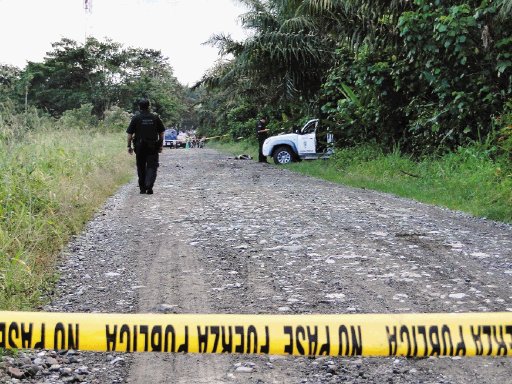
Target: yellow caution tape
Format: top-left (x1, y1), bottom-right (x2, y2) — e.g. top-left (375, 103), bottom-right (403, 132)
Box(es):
top-left (204, 135), bottom-right (229, 140)
top-left (1, 311), bottom-right (511, 356)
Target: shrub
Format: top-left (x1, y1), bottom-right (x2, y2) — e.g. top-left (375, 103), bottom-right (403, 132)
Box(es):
top-left (100, 106), bottom-right (131, 132)
top-left (58, 104), bottom-right (98, 130)
top-left (493, 100), bottom-right (512, 164)
top-left (0, 99), bottom-right (54, 143)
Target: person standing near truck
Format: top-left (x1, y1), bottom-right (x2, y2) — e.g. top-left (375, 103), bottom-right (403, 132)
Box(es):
top-left (127, 98), bottom-right (165, 194)
top-left (256, 116), bottom-right (269, 163)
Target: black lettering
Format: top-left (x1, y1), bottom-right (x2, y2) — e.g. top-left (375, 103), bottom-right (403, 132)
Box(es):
top-left (163, 325), bottom-right (176, 352)
top-left (53, 323), bottom-right (78, 350)
top-left (177, 326), bottom-right (189, 353)
top-left (296, 326), bottom-right (306, 355)
top-left (133, 325), bottom-right (138, 351)
top-left (197, 326), bottom-right (209, 353)
top-left (67, 324), bottom-right (79, 350)
top-left (260, 326), bottom-right (270, 354)
top-left (140, 325), bottom-right (149, 352)
top-left (455, 326), bottom-right (466, 356)
top-left (411, 326), bottom-right (418, 356)
top-left (350, 326), bottom-right (362, 355)
top-left (284, 326), bottom-right (293, 354)
top-left (493, 326), bottom-right (507, 356)
top-left (418, 326), bottom-right (428, 357)
top-left (210, 326), bottom-right (220, 353)
top-left (151, 326), bottom-right (162, 352)
top-left (0, 323), bottom-right (5, 348)
top-left (471, 326), bottom-right (483, 355)
top-left (105, 325), bottom-right (117, 352)
top-left (339, 325), bottom-right (350, 356)
top-left (53, 323), bottom-right (65, 350)
top-left (400, 326), bottom-right (411, 356)
top-left (247, 326), bottom-right (258, 354)
top-left (318, 326), bottom-right (331, 356)
top-left (20, 323), bottom-right (32, 349)
top-left (483, 325), bottom-right (493, 355)
top-left (0, 323), bottom-right (46, 350)
top-left (221, 326), bottom-right (232, 353)
top-left (120, 325), bottom-right (131, 352)
top-left (34, 324), bottom-right (45, 349)
top-left (338, 325), bottom-right (362, 356)
top-left (386, 326), bottom-right (397, 356)
top-left (235, 326), bottom-right (244, 353)
top-left (440, 325), bottom-right (453, 356)
top-left (429, 326), bottom-right (441, 356)
top-left (8, 322), bottom-right (19, 349)
top-left (307, 326), bottom-right (318, 355)
top-left (506, 326), bottom-right (512, 350)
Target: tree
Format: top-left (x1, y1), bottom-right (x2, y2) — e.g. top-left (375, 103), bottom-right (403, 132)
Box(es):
top-left (207, 0), bottom-right (342, 99)
top-left (23, 37), bottom-right (185, 124)
top-left (195, 0), bottom-right (341, 136)
top-left (0, 64), bottom-right (23, 106)
top-left (117, 47), bottom-right (185, 123)
top-left (196, 0), bottom-right (512, 153)
top-left (320, 0), bottom-right (512, 151)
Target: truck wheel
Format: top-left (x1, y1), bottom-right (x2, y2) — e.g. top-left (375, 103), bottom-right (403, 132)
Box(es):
top-left (273, 146), bottom-right (294, 164)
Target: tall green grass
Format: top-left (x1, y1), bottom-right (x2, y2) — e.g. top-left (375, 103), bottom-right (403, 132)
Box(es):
top-left (0, 105), bottom-right (132, 310)
top-left (209, 138), bottom-right (259, 160)
top-left (212, 140), bottom-right (512, 223)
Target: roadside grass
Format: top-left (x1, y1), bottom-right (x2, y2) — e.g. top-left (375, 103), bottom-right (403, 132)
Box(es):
top-left (0, 127), bottom-right (132, 310)
top-left (209, 138), bottom-right (259, 160)
top-left (210, 140), bottom-right (512, 223)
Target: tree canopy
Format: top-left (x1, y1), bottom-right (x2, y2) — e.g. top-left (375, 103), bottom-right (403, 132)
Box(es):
top-left (195, 0), bottom-right (512, 154)
top-left (6, 37), bottom-right (186, 126)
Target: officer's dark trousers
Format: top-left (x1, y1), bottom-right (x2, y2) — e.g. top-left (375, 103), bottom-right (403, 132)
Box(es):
top-left (135, 146), bottom-right (159, 190)
top-left (258, 135), bottom-right (268, 162)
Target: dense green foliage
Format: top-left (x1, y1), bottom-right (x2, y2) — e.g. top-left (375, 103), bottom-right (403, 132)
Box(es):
top-left (5, 37), bottom-right (186, 124)
top-left (195, 0), bottom-right (512, 159)
top-left (0, 65), bottom-right (21, 105)
top-left (0, 106), bottom-right (132, 309)
top-left (323, 0), bottom-right (512, 153)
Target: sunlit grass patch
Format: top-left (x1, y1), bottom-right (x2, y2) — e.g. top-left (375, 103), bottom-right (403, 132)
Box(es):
top-left (0, 128), bottom-right (132, 310)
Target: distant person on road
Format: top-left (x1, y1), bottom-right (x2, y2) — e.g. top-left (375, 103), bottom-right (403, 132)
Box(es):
top-left (126, 98), bottom-right (165, 194)
top-left (256, 116), bottom-right (269, 163)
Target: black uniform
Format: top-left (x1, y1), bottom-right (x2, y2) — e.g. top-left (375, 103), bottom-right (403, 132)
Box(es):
top-left (256, 119), bottom-right (268, 162)
top-left (126, 111), bottom-right (165, 192)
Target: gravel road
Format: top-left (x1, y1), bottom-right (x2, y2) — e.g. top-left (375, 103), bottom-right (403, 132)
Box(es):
top-left (1, 148), bottom-right (511, 383)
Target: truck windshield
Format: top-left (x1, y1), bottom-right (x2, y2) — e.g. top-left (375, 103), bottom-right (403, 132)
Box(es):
top-left (301, 121), bottom-right (317, 134)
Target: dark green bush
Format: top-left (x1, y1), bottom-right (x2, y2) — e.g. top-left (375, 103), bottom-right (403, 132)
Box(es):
top-left (320, 0), bottom-right (512, 155)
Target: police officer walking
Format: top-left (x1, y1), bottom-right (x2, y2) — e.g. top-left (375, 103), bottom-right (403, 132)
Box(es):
top-left (126, 99), bottom-right (165, 194)
top-left (256, 116), bottom-right (269, 163)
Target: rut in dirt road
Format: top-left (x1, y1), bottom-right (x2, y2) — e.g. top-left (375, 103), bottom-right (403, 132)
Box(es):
top-left (124, 148), bottom-right (512, 384)
top-left (3, 148), bottom-right (510, 384)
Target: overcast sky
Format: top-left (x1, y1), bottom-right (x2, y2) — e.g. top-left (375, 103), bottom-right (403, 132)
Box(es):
top-left (0, 0), bottom-right (247, 85)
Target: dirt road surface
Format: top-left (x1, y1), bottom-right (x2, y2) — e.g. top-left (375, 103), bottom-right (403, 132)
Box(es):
top-left (1, 148), bottom-right (511, 383)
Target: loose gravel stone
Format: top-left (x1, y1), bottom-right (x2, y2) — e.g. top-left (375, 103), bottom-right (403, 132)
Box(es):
top-left (1, 148), bottom-right (511, 384)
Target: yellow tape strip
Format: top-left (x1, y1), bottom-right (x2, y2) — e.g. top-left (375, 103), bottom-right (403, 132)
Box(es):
top-left (1, 312), bottom-right (511, 357)
top-left (204, 135), bottom-right (229, 140)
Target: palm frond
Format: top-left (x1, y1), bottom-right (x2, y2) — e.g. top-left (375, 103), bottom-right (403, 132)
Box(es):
top-left (280, 16), bottom-right (317, 33)
top-left (235, 0), bottom-right (266, 14)
top-left (497, 0), bottom-right (512, 17)
top-left (239, 9), bottom-right (279, 32)
top-left (204, 33), bottom-right (244, 56)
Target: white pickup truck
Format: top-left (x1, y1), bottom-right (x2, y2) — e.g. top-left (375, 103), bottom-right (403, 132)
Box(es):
top-left (262, 119), bottom-right (334, 164)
